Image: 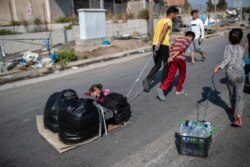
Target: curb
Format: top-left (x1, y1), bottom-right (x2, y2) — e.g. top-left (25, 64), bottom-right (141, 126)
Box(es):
top-left (0, 52), bottom-right (151, 91)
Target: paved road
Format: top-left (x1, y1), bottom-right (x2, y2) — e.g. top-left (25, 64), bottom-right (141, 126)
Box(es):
top-left (0, 35), bottom-right (250, 167)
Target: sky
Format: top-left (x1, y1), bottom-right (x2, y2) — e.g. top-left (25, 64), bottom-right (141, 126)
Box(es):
top-left (187, 0), bottom-right (250, 7)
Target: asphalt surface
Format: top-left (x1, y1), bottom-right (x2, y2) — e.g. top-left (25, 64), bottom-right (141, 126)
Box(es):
top-left (0, 35), bottom-right (250, 167)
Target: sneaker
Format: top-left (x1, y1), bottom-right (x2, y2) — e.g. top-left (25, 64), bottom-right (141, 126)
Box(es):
top-left (157, 88), bottom-right (166, 101)
top-left (176, 90), bottom-right (187, 96)
top-left (143, 79), bottom-right (150, 92)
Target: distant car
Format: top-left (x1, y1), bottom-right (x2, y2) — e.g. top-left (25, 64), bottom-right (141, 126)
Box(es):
top-left (219, 21), bottom-right (225, 27)
top-left (228, 18), bottom-right (235, 24)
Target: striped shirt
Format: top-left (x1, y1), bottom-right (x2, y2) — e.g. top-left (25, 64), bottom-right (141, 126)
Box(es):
top-left (170, 37), bottom-right (192, 60)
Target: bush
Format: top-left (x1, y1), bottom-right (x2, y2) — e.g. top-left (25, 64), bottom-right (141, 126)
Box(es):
top-left (115, 13), bottom-right (126, 21)
top-left (21, 19), bottom-right (29, 27)
top-left (137, 9), bottom-right (149, 20)
top-left (0, 29), bottom-right (16, 35)
top-left (142, 37), bottom-right (150, 43)
top-left (9, 20), bottom-right (21, 26)
top-left (56, 17), bottom-right (71, 23)
top-left (33, 18), bottom-right (42, 26)
top-left (127, 13), bottom-right (135, 19)
top-left (64, 24), bottom-right (72, 30)
top-left (57, 49), bottom-right (76, 69)
top-left (207, 29), bottom-right (216, 34)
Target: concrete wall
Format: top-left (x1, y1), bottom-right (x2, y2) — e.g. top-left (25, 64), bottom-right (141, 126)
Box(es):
top-left (0, 29), bottom-right (75, 54)
top-left (127, 1), bottom-right (145, 16)
top-left (0, 0), bottom-right (73, 25)
top-left (49, 0), bottom-right (72, 20)
top-left (0, 0), bottom-right (13, 25)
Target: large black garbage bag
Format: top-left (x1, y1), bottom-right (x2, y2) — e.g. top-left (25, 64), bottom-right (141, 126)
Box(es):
top-left (43, 89), bottom-right (78, 133)
top-left (58, 98), bottom-right (100, 144)
top-left (103, 93), bottom-right (131, 125)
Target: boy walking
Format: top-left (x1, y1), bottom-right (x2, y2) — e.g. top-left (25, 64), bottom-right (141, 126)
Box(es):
top-left (188, 10), bottom-right (206, 64)
top-left (143, 7), bottom-right (179, 92)
top-left (157, 31), bottom-right (195, 101)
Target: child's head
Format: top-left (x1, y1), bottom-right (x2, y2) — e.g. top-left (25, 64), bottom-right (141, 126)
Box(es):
top-left (185, 31), bottom-right (195, 41)
top-left (229, 28), bottom-right (243, 45)
top-left (89, 84), bottom-right (103, 98)
top-left (191, 10), bottom-right (199, 19)
top-left (166, 7), bottom-right (179, 20)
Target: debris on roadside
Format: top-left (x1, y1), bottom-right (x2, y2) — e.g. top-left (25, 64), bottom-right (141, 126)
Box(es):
top-left (102, 40), bottom-right (111, 46)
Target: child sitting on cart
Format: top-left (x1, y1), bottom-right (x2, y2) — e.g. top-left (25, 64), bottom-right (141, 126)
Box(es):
top-left (84, 84), bottom-right (110, 104)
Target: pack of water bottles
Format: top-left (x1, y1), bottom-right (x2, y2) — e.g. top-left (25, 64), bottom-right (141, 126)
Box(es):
top-left (175, 120), bottom-right (215, 157)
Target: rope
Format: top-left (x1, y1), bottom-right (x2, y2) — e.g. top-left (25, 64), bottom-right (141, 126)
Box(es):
top-left (127, 49), bottom-right (171, 103)
top-left (197, 73), bottom-right (217, 121)
top-left (126, 49), bottom-right (157, 98)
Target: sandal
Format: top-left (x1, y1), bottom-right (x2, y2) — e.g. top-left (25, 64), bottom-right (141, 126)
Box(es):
top-left (201, 52), bottom-right (206, 60)
top-left (232, 119), bottom-right (243, 127)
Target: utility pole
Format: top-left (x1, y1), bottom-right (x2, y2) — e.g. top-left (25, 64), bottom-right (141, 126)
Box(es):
top-left (8, 1), bottom-right (15, 33)
top-left (100, 0), bottom-right (104, 9)
top-left (149, 0), bottom-right (154, 39)
top-left (43, 3), bottom-right (48, 31)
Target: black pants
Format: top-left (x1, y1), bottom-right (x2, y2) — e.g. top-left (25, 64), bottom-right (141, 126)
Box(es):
top-left (146, 45), bottom-right (169, 83)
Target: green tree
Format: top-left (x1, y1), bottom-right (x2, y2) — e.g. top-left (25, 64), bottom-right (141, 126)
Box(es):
top-left (216, 0), bottom-right (227, 11)
top-left (206, 0), bottom-right (214, 12)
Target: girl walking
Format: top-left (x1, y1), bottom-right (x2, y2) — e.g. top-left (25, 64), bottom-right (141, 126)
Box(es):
top-left (214, 28), bottom-right (245, 127)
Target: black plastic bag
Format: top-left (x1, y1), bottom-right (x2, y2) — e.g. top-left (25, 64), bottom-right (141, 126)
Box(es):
top-left (43, 89), bottom-right (78, 133)
top-left (103, 93), bottom-right (131, 125)
top-left (58, 98), bottom-right (100, 144)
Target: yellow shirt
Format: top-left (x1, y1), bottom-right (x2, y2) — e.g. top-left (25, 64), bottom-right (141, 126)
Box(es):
top-left (153, 18), bottom-right (172, 46)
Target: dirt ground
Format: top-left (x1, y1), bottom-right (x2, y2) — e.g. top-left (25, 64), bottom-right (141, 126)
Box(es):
top-left (75, 38), bottom-right (150, 59)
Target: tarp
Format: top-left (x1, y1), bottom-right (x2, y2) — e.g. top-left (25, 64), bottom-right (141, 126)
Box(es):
top-left (36, 115), bottom-right (127, 153)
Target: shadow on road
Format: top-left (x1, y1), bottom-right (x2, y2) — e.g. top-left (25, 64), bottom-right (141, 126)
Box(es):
top-left (197, 86), bottom-right (234, 122)
top-left (186, 56), bottom-right (204, 64)
top-left (149, 72), bottom-right (178, 95)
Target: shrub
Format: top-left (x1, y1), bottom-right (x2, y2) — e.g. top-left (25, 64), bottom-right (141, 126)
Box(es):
top-left (33, 18), bottom-right (42, 26)
top-left (137, 9), bottom-right (149, 20)
top-left (9, 20), bottom-right (21, 26)
top-left (142, 37), bottom-right (150, 43)
top-left (57, 49), bottom-right (76, 69)
top-left (0, 29), bottom-right (16, 35)
top-left (56, 17), bottom-right (71, 23)
top-left (207, 29), bottom-right (216, 35)
top-left (127, 13), bottom-right (135, 19)
top-left (64, 24), bottom-right (72, 30)
top-left (21, 19), bottom-right (29, 27)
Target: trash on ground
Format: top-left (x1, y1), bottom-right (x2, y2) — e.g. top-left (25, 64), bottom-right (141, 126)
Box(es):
top-left (6, 60), bottom-right (20, 70)
top-left (23, 52), bottom-right (40, 62)
top-left (102, 40), bottom-right (111, 45)
top-left (71, 66), bottom-right (78, 69)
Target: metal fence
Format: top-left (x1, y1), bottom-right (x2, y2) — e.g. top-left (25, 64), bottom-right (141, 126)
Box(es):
top-left (74, 0), bottom-right (124, 15)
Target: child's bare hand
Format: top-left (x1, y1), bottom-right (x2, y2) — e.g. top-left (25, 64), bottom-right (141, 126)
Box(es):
top-left (214, 66), bottom-right (220, 73)
top-left (168, 57), bottom-right (173, 63)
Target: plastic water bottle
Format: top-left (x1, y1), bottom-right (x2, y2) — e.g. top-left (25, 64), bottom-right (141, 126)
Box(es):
top-left (179, 121), bottom-right (187, 136)
top-left (200, 126), bottom-right (209, 138)
top-left (187, 120), bottom-right (194, 136)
